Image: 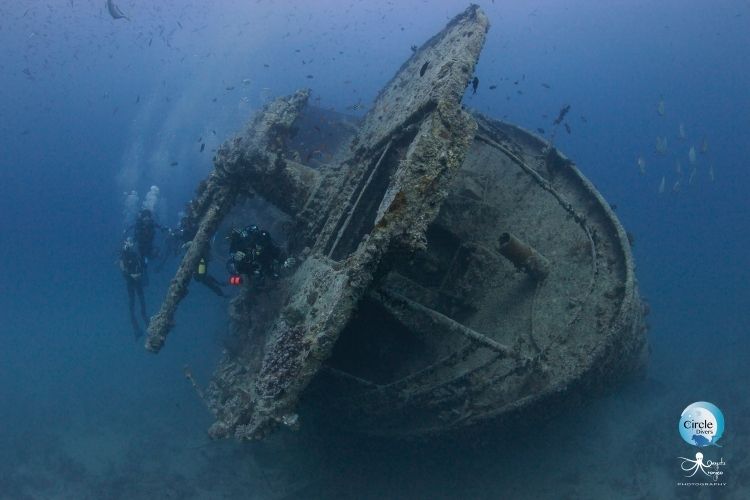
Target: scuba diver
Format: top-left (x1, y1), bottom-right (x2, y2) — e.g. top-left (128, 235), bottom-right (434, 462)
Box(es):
top-left (132, 208), bottom-right (164, 267)
top-left (119, 238), bottom-right (148, 339)
top-left (155, 214), bottom-right (196, 272)
top-left (226, 224), bottom-right (286, 288)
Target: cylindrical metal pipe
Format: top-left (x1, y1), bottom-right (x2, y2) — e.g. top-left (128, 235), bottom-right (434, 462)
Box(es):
top-left (498, 232), bottom-right (550, 281)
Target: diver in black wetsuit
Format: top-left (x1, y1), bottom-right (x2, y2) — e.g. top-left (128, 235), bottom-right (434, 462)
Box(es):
top-left (156, 214), bottom-right (192, 272)
top-left (227, 225), bottom-right (285, 288)
top-left (227, 225), bottom-right (260, 276)
top-left (119, 238), bottom-right (148, 339)
top-left (133, 208), bottom-right (163, 266)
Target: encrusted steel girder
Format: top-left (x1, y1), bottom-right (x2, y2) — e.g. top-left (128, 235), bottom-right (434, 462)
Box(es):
top-left (145, 90), bottom-right (311, 353)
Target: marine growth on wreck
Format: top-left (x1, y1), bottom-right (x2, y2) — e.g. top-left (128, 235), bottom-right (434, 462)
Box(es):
top-left (147, 5), bottom-right (647, 441)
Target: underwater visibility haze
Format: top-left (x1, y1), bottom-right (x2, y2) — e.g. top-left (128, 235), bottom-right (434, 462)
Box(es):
top-left (0, 0), bottom-right (748, 498)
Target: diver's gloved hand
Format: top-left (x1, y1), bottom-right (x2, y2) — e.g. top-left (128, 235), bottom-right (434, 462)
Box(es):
top-left (233, 251), bottom-right (246, 262)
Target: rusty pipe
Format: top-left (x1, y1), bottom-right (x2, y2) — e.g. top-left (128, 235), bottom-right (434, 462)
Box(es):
top-left (497, 232), bottom-right (550, 281)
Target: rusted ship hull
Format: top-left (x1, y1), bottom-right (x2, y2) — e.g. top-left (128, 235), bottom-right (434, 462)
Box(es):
top-left (147, 5), bottom-right (647, 440)
top-left (308, 115), bottom-right (648, 437)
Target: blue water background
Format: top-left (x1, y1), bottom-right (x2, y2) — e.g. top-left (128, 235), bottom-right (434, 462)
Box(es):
top-left (0, 0), bottom-right (748, 498)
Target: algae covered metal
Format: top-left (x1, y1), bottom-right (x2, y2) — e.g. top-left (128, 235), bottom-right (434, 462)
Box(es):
top-left (147, 4), bottom-right (647, 440)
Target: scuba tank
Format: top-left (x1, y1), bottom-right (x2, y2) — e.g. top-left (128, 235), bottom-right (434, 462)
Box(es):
top-left (198, 258), bottom-right (207, 275)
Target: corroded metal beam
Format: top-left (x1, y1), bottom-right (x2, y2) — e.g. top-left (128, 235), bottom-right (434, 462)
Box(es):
top-left (372, 288), bottom-right (517, 359)
top-left (145, 90), bottom-right (311, 353)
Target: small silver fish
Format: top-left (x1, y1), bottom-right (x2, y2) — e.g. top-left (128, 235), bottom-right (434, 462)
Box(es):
top-left (678, 122), bottom-right (686, 140)
top-left (658, 176), bottom-right (665, 193)
top-left (346, 100), bottom-right (363, 111)
top-left (637, 156), bottom-right (646, 175)
top-left (655, 136), bottom-right (668, 155)
top-left (657, 97), bottom-right (665, 116)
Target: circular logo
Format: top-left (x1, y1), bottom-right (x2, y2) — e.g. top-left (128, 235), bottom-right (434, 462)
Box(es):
top-left (679, 402), bottom-right (724, 447)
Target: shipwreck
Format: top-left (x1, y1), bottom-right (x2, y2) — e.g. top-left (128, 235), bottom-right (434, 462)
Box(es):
top-left (146, 4), bottom-right (648, 440)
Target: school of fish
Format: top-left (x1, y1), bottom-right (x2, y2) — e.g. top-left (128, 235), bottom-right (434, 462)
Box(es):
top-left (636, 96), bottom-right (715, 195)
